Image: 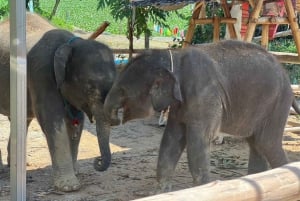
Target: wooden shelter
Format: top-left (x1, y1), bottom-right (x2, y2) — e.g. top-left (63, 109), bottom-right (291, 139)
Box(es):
top-left (131, 0), bottom-right (300, 63)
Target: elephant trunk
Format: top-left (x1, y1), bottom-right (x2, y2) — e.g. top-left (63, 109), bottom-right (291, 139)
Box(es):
top-left (104, 92), bottom-right (121, 126)
top-left (93, 110), bottom-right (111, 171)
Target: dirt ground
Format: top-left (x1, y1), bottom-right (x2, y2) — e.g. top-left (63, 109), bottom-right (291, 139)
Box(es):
top-left (0, 112), bottom-right (300, 201)
top-left (0, 33), bottom-right (300, 201)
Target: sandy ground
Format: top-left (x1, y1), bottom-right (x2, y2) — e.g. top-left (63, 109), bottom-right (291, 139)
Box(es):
top-left (0, 112), bottom-right (300, 201)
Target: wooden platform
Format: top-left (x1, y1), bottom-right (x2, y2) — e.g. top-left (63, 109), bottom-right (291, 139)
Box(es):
top-left (183, 0), bottom-right (300, 63)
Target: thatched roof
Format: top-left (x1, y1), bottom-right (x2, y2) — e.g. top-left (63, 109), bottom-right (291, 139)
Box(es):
top-left (131, 0), bottom-right (201, 10)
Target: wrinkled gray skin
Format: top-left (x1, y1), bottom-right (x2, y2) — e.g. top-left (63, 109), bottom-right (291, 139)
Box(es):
top-left (0, 16), bottom-right (116, 191)
top-left (104, 40), bottom-right (298, 191)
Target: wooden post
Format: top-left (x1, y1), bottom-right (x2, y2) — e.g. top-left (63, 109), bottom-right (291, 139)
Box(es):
top-left (133, 162), bottom-right (300, 201)
top-left (213, 16), bottom-right (221, 42)
top-left (183, 2), bottom-right (204, 47)
top-left (88, 21), bottom-right (110, 40)
top-left (284, 0), bottom-right (300, 59)
top-left (244, 0), bottom-right (264, 42)
top-left (261, 24), bottom-right (269, 49)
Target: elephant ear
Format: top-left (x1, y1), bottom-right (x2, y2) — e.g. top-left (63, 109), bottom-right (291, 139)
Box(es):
top-left (54, 44), bottom-right (72, 89)
top-left (150, 70), bottom-right (182, 111)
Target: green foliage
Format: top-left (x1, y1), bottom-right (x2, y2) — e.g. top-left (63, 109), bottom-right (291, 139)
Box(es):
top-left (192, 2), bottom-right (225, 44)
top-left (268, 38), bottom-right (300, 84)
top-left (269, 38), bottom-right (297, 53)
top-left (283, 63), bottom-right (300, 84)
top-left (0, 0), bottom-right (8, 21)
top-left (97, 0), bottom-right (170, 39)
top-left (39, 0), bottom-right (125, 33)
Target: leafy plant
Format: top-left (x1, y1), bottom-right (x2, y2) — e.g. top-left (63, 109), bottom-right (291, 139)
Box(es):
top-left (0, 0), bottom-right (8, 21)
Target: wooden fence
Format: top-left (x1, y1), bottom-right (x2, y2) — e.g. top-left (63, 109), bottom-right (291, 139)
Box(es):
top-left (133, 162), bottom-right (300, 201)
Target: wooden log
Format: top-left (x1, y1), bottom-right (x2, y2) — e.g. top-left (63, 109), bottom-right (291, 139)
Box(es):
top-left (284, 127), bottom-right (300, 132)
top-left (270, 51), bottom-right (300, 64)
top-left (133, 162), bottom-right (300, 201)
top-left (88, 21), bottom-right (110, 40)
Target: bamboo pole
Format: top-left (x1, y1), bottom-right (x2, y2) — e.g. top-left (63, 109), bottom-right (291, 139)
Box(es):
top-left (261, 24), bottom-right (269, 49)
top-left (133, 162), bottom-right (300, 201)
top-left (271, 51), bottom-right (300, 64)
top-left (213, 16), bottom-right (221, 42)
top-left (88, 21), bottom-right (110, 40)
top-left (244, 0), bottom-right (264, 42)
top-left (284, 0), bottom-right (300, 59)
top-left (284, 127), bottom-right (300, 132)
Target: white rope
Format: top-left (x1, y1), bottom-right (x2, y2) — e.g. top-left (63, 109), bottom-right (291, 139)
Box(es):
top-left (168, 49), bottom-right (174, 72)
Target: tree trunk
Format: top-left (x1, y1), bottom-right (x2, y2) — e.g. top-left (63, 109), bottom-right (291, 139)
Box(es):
top-left (128, 19), bottom-right (134, 60)
top-left (49, 0), bottom-right (60, 20)
top-left (145, 31), bottom-right (150, 49)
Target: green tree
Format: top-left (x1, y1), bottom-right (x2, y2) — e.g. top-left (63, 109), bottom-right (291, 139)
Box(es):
top-left (98, 0), bottom-right (170, 58)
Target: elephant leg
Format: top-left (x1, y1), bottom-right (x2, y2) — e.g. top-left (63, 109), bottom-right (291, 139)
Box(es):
top-left (157, 119), bottom-right (186, 192)
top-left (65, 117), bottom-right (84, 174)
top-left (247, 126), bottom-right (288, 174)
top-left (7, 117), bottom-right (33, 167)
top-left (246, 136), bottom-right (269, 174)
top-left (0, 149), bottom-right (3, 172)
top-left (186, 123), bottom-right (213, 186)
top-left (33, 98), bottom-right (80, 192)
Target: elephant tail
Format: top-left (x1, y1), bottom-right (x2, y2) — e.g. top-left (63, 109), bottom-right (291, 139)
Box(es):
top-left (292, 98), bottom-right (300, 115)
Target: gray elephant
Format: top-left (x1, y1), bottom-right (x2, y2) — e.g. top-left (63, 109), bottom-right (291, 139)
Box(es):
top-left (1, 14), bottom-right (116, 191)
top-left (104, 40), bottom-right (299, 191)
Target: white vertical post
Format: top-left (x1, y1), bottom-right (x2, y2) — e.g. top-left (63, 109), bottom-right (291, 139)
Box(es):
top-left (9, 0), bottom-right (27, 201)
top-left (28, 0), bottom-right (34, 13)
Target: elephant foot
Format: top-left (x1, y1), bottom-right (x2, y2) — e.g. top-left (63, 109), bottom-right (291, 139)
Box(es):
top-left (53, 174), bottom-right (81, 192)
top-left (110, 118), bottom-right (120, 126)
top-left (155, 181), bottom-right (172, 194)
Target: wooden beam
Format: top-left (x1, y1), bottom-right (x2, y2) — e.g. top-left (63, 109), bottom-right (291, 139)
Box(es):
top-left (270, 51), bottom-right (300, 64)
top-left (242, 16), bottom-right (290, 25)
top-left (194, 18), bottom-right (237, 25)
top-left (133, 162), bottom-right (300, 201)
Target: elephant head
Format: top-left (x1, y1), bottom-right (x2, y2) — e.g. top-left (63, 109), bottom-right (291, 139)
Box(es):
top-left (54, 38), bottom-right (116, 171)
top-left (104, 50), bottom-right (182, 124)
